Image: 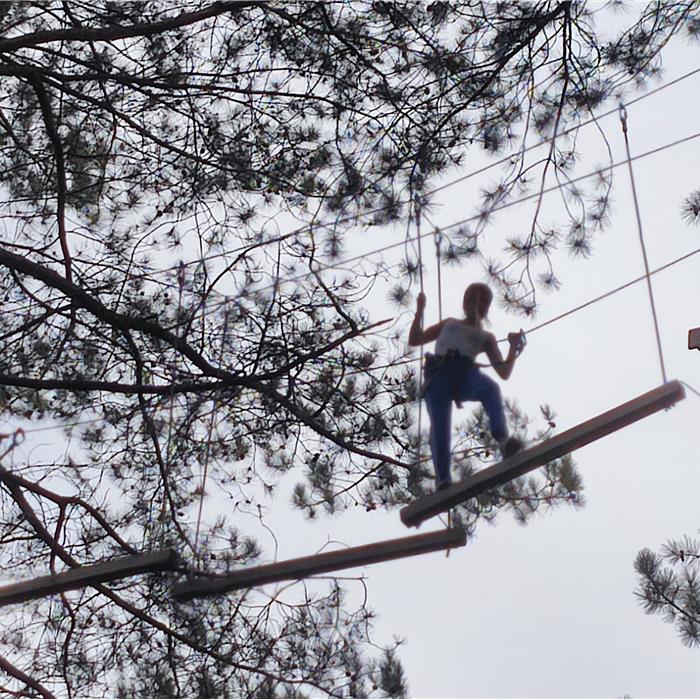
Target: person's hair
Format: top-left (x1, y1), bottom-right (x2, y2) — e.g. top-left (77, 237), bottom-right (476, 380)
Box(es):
top-left (462, 283), bottom-right (493, 326)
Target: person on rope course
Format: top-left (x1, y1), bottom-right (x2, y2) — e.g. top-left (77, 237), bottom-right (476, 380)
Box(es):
top-left (408, 282), bottom-right (526, 491)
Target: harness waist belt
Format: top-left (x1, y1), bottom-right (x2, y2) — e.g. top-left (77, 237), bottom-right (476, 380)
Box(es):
top-left (422, 351), bottom-right (474, 405)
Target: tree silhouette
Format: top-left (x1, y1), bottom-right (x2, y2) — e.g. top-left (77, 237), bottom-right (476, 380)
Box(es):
top-left (0, 1), bottom-right (697, 695)
top-left (681, 188), bottom-right (700, 225)
top-left (635, 536), bottom-right (700, 648)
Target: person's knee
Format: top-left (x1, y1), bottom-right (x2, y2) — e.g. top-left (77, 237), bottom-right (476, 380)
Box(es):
top-left (485, 377), bottom-right (502, 400)
top-left (475, 376), bottom-right (501, 405)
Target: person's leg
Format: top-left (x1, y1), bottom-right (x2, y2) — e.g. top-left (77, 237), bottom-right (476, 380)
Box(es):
top-left (424, 371), bottom-right (454, 489)
top-left (457, 367), bottom-right (508, 442)
top-left (458, 367), bottom-right (522, 457)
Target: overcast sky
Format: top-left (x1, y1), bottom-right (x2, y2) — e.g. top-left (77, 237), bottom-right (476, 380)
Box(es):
top-left (254, 26), bottom-right (700, 699)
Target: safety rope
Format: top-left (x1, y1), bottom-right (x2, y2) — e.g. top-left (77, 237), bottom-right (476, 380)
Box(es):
top-left (193, 306), bottom-right (230, 561)
top-left (434, 227), bottom-right (443, 322)
top-left (151, 262), bottom-right (186, 548)
top-left (416, 200), bottom-right (454, 537)
top-left (412, 189), bottom-right (452, 539)
top-left (619, 104), bottom-right (668, 384)
top-left (413, 194), bottom-right (425, 472)
top-left (428, 219), bottom-right (453, 535)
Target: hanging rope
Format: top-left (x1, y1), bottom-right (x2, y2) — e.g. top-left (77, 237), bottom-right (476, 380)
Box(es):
top-left (430, 226), bottom-right (454, 537)
top-left (619, 104), bottom-right (668, 384)
top-left (418, 201), bottom-right (454, 538)
top-left (164, 264), bottom-right (186, 512)
top-left (413, 193), bottom-right (426, 470)
top-left (412, 187), bottom-right (452, 539)
top-left (434, 227), bottom-right (443, 322)
top-left (193, 306), bottom-right (230, 562)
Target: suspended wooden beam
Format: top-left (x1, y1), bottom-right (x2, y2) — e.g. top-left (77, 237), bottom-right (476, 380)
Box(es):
top-left (173, 527), bottom-right (466, 601)
top-left (0, 549), bottom-right (177, 607)
top-left (401, 380), bottom-right (685, 528)
top-left (689, 327), bottom-right (700, 351)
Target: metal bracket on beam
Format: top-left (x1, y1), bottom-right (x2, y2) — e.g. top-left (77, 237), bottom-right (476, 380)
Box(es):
top-left (689, 327), bottom-right (700, 351)
top-left (173, 527), bottom-right (466, 601)
top-left (401, 380), bottom-right (685, 528)
top-left (0, 549), bottom-right (177, 607)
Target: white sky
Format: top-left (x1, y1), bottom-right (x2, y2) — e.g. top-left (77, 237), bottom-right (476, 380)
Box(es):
top-left (252, 31), bottom-right (700, 699)
top-left (4, 14), bottom-right (699, 700)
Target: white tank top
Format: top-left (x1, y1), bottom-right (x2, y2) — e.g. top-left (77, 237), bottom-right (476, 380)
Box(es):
top-left (434, 319), bottom-right (488, 359)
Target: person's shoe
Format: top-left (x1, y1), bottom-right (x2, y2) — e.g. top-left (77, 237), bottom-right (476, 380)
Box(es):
top-left (435, 480), bottom-right (452, 492)
top-left (501, 436), bottom-right (522, 459)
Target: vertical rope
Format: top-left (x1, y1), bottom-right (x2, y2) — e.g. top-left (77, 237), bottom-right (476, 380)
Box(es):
top-left (414, 197), bottom-right (425, 466)
top-left (619, 105), bottom-right (668, 384)
top-left (194, 306), bottom-right (230, 562)
top-left (414, 192), bottom-right (453, 540)
top-left (415, 197), bottom-right (425, 293)
top-left (430, 224), bottom-right (451, 536)
top-left (434, 228), bottom-right (443, 322)
top-left (155, 262), bottom-right (186, 542)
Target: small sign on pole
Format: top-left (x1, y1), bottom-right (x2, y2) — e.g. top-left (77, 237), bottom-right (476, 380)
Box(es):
top-left (689, 327), bottom-right (700, 351)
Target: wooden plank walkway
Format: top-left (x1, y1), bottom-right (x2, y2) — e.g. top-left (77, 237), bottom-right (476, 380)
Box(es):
top-left (0, 549), bottom-right (177, 606)
top-left (173, 527), bottom-right (466, 601)
top-left (400, 380), bottom-right (685, 528)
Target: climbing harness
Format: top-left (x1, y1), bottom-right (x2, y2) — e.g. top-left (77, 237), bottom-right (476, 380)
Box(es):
top-left (421, 350), bottom-right (474, 408)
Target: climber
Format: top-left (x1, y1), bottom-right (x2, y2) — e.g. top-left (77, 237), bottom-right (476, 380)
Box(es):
top-left (408, 283), bottom-right (526, 491)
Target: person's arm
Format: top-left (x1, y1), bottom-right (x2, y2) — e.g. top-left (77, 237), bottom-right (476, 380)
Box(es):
top-left (407, 292), bottom-right (445, 346)
top-left (484, 331), bottom-right (526, 380)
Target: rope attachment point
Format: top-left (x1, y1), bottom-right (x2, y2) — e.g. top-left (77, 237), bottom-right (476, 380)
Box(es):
top-left (618, 103), bottom-right (629, 133)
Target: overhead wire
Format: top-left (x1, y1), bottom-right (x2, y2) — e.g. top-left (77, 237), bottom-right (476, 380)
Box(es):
top-left (160, 65), bottom-right (700, 282)
top-left (244, 123), bottom-right (700, 301)
top-left (4, 72), bottom-right (700, 439)
top-left (342, 244), bottom-right (700, 375)
top-left (129, 118), bottom-right (700, 330)
top-left (426, 65), bottom-right (700, 200)
top-left (5, 243), bottom-right (700, 440)
top-left (26, 64), bottom-right (699, 298)
top-left (520, 247), bottom-right (700, 337)
top-left (5, 66), bottom-right (699, 331)
top-left (681, 381), bottom-right (700, 399)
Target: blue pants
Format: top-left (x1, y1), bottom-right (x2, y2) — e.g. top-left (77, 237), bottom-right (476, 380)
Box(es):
top-left (424, 356), bottom-right (507, 487)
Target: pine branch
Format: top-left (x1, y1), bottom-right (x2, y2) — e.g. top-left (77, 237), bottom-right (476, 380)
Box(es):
top-left (0, 652), bottom-right (54, 699)
top-left (0, 3), bottom-right (263, 52)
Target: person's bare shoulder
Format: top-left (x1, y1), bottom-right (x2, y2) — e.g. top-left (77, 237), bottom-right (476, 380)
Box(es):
top-left (482, 331), bottom-right (497, 350)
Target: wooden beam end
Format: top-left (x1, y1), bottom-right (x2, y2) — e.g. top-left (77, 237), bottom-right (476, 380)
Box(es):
top-left (688, 327), bottom-right (700, 351)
